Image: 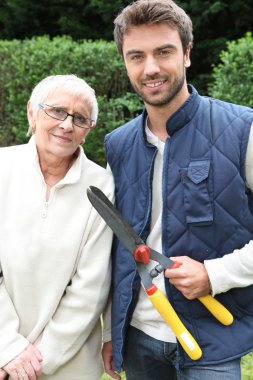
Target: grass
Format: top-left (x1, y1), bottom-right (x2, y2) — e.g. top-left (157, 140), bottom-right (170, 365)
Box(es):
top-left (241, 352), bottom-right (253, 380)
top-left (100, 352), bottom-right (253, 379)
top-left (101, 372), bottom-right (125, 380)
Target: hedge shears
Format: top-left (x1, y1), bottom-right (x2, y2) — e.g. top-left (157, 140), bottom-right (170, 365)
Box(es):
top-left (87, 186), bottom-right (233, 361)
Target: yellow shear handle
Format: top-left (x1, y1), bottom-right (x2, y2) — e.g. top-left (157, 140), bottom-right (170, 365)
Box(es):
top-left (198, 295), bottom-right (233, 326)
top-left (147, 285), bottom-right (202, 360)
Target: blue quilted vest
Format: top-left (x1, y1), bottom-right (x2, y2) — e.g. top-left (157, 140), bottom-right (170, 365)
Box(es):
top-left (105, 85), bottom-right (253, 371)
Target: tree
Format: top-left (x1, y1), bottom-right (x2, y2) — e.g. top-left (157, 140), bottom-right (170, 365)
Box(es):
top-left (0, 36), bottom-right (142, 166)
top-left (208, 32), bottom-right (253, 107)
top-left (0, 0), bottom-right (252, 93)
top-left (0, 0), bottom-right (131, 40)
top-left (179, 0), bottom-right (253, 92)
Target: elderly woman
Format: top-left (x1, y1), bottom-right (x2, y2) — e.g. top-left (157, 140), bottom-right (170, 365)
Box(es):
top-left (0, 75), bottom-right (114, 380)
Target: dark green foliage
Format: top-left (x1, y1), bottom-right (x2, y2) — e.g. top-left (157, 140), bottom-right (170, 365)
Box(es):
top-left (177, 0), bottom-right (253, 93)
top-left (0, 0), bottom-right (252, 94)
top-left (88, 93), bottom-right (142, 165)
top-left (208, 32), bottom-right (253, 107)
top-left (0, 0), bottom-right (131, 41)
top-left (1, 2), bottom-right (252, 165)
top-left (0, 36), bottom-right (142, 166)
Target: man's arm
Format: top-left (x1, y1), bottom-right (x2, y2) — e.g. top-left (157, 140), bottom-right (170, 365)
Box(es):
top-left (165, 256), bottom-right (211, 299)
top-left (205, 241), bottom-right (253, 296)
top-left (165, 239), bottom-right (253, 298)
top-left (102, 341), bottom-right (121, 380)
top-left (205, 120), bottom-right (253, 296)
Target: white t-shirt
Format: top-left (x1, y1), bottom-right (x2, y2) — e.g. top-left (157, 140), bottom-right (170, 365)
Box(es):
top-left (130, 125), bottom-right (176, 342)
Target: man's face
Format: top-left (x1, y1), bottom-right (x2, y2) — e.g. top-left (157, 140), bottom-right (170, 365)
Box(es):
top-left (122, 23), bottom-right (191, 108)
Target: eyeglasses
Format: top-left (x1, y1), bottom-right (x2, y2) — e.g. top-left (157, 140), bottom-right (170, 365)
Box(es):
top-left (38, 103), bottom-right (95, 129)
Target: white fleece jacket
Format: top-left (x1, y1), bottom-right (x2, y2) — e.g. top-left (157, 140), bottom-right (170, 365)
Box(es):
top-left (0, 137), bottom-right (114, 380)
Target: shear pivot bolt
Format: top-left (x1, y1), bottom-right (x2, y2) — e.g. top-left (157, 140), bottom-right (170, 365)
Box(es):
top-left (150, 264), bottom-right (164, 278)
top-left (134, 245), bottom-right (150, 264)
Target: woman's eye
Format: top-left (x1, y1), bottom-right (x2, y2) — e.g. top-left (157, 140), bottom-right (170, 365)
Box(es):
top-left (53, 107), bottom-right (65, 116)
top-left (75, 115), bottom-right (86, 123)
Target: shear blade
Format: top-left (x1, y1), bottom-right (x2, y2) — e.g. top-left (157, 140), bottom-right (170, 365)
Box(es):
top-left (87, 186), bottom-right (143, 254)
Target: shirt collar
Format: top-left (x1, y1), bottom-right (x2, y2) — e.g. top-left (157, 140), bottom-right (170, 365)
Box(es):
top-left (145, 118), bottom-right (165, 151)
top-left (141, 84), bottom-right (201, 141)
top-left (28, 136), bottom-right (85, 185)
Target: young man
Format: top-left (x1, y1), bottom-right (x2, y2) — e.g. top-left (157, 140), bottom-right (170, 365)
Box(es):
top-left (102, 1), bottom-right (253, 379)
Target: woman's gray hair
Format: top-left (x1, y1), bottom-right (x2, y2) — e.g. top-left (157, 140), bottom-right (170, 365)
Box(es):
top-left (27, 74), bottom-right (98, 135)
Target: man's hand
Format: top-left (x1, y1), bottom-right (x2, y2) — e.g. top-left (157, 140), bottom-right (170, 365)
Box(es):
top-left (165, 256), bottom-right (211, 299)
top-left (3, 343), bottom-right (42, 380)
top-left (102, 341), bottom-right (121, 380)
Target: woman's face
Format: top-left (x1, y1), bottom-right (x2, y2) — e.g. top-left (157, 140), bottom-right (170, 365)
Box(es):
top-left (27, 88), bottom-right (92, 161)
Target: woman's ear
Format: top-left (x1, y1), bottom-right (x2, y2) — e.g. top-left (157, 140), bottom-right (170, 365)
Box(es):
top-left (27, 100), bottom-right (36, 134)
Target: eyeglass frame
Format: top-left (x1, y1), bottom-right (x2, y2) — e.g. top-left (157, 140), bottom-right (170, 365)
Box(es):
top-left (38, 103), bottom-right (95, 129)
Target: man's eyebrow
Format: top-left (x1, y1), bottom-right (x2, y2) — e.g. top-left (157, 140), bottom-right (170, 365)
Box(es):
top-left (155, 43), bottom-right (177, 51)
top-left (125, 49), bottom-right (143, 57)
top-left (125, 44), bottom-right (177, 57)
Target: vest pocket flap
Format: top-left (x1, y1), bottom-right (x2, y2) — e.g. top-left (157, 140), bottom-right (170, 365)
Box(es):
top-left (182, 159), bottom-right (213, 225)
top-left (187, 160), bottom-right (210, 184)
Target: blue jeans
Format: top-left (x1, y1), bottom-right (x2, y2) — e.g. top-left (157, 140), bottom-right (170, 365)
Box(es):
top-left (124, 326), bottom-right (241, 380)
top-left (124, 326), bottom-right (178, 380)
top-left (178, 361), bottom-right (241, 379)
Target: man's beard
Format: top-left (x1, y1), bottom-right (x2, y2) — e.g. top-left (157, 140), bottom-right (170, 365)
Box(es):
top-left (130, 72), bottom-right (185, 107)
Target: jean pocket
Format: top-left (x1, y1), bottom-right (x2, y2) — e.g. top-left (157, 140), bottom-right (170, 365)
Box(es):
top-left (181, 160), bottom-right (213, 225)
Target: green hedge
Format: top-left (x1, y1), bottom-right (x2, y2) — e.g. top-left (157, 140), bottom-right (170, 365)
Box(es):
top-left (0, 36), bottom-right (142, 166)
top-left (208, 32), bottom-right (253, 107)
top-left (1, 34), bottom-right (252, 166)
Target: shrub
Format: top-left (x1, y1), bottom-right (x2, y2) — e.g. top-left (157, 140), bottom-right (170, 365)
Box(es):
top-left (86, 93), bottom-right (142, 166)
top-left (0, 36), bottom-right (142, 165)
top-left (208, 32), bottom-right (253, 107)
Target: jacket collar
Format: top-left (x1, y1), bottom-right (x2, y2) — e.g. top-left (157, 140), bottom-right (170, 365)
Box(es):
top-left (166, 84), bottom-right (200, 136)
top-left (28, 136), bottom-right (85, 185)
top-left (141, 84), bottom-right (200, 139)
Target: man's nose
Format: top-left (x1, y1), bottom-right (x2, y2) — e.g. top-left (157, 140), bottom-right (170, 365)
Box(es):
top-left (144, 55), bottom-right (160, 76)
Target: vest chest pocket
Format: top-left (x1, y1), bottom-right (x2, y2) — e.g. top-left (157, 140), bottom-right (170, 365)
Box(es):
top-left (181, 160), bottom-right (213, 225)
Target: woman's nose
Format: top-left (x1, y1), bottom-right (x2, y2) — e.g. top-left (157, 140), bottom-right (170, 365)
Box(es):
top-left (60, 115), bottom-right (74, 130)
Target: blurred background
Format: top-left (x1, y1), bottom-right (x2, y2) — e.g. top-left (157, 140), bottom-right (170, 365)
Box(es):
top-left (0, 0), bottom-right (252, 166)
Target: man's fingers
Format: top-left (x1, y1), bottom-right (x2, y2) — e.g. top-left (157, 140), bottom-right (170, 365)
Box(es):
top-left (102, 341), bottom-right (121, 380)
top-left (105, 367), bottom-right (121, 380)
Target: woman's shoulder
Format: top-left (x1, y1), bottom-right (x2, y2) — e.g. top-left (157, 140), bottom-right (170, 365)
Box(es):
top-left (0, 143), bottom-right (28, 163)
top-left (81, 155), bottom-right (114, 187)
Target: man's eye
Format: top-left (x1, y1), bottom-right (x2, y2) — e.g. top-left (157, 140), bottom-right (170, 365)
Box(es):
top-left (159, 50), bottom-right (170, 56)
top-left (131, 55), bottom-right (142, 61)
